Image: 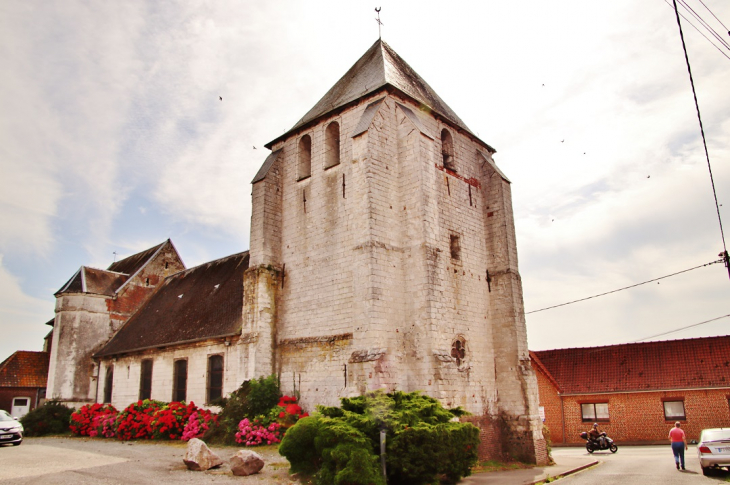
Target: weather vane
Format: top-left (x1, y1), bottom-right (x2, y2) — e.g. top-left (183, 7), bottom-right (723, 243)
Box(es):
top-left (113, 251), bottom-right (117, 262)
top-left (375, 7), bottom-right (383, 39)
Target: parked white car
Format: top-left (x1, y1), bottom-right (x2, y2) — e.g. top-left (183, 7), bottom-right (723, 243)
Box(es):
top-left (0, 410), bottom-right (23, 446)
top-left (697, 428), bottom-right (730, 476)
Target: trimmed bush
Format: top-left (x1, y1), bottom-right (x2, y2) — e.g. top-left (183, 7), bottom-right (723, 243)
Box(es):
top-left (280, 391), bottom-right (479, 485)
top-left (20, 400), bottom-right (73, 436)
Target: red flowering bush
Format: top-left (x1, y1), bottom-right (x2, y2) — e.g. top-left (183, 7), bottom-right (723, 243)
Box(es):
top-left (277, 395), bottom-right (308, 428)
top-left (182, 408), bottom-right (217, 441)
top-left (70, 403), bottom-right (118, 436)
top-left (115, 400), bottom-right (163, 441)
top-left (150, 401), bottom-right (197, 440)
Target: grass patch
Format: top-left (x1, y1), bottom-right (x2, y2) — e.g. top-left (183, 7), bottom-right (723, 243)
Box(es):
top-left (472, 459), bottom-right (534, 473)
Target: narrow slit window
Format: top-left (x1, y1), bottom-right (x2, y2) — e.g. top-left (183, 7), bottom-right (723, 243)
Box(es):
top-left (298, 134), bottom-right (312, 180)
top-left (325, 122), bottom-right (340, 169)
top-left (139, 359), bottom-right (153, 400)
top-left (441, 129), bottom-right (455, 171)
top-left (173, 359), bottom-right (188, 402)
top-left (207, 355), bottom-right (224, 403)
top-left (450, 234), bottom-right (461, 260)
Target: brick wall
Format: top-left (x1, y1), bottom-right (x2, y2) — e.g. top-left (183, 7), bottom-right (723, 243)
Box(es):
top-left (534, 365), bottom-right (730, 443)
top-left (0, 387), bottom-right (41, 415)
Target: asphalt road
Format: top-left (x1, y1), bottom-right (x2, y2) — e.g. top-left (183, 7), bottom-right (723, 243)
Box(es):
top-left (552, 445), bottom-right (730, 485)
top-left (0, 437), bottom-right (295, 484)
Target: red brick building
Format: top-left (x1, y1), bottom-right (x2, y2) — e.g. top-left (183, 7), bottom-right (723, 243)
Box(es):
top-left (531, 336), bottom-right (730, 445)
top-left (0, 351), bottom-right (50, 417)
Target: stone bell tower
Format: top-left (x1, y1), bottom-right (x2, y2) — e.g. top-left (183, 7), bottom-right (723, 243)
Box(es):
top-left (243, 39), bottom-right (547, 464)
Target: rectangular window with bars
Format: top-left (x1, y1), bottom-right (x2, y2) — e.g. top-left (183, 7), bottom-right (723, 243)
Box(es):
top-left (172, 360), bottom-right (187, 402)
top-left (207, 355), bottom-right (224, 404)
top-left (581, 402), bottom-right (609, 422)
top-left (663, 400), bottom-right (686, 420)
top-left (139, 359), bottom-right (153, 400)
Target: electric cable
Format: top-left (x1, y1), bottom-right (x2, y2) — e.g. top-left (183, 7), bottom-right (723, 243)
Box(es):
top-left (663, 0), bottom-right (730, 60)
top-left (677, 0), bottom-right (730, 50)
top-left (697, 0), bottom-right (729, 33)
top-left (525, 260), bottom-right (723, 315)
top-left (672, 0), bottom-right (730, 280)
top-left (634, 313), bottom-right (730, 342)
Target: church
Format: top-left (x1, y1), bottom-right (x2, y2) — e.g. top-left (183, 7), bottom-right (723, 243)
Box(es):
top-left (46, 39), bottom-right (548, 464)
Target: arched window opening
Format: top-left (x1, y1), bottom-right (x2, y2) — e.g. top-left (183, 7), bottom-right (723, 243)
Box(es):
top-left (103, 365), bottom-right (114, 403)
top-left (298, 134), bottom-right (312, 180)
top-left (451, 337), bottom-right (466, 366)
top-left (139, 359), bottom-right (153, 400)
top-left (172, 359), bottom-right (187, 402)
top-left (207, 355), bottom-right (224, 403)
top-left (324, 122), bottom-right (341, 169)
top-left (441, 129), bottom-right (455, 171)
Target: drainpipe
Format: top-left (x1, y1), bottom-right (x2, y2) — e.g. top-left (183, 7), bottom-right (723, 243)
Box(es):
top-left (560, 394), bottom-right (566, 444)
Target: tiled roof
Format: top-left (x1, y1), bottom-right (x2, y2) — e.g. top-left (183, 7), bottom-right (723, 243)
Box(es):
top-left (107, 241), bottom-right (167, 274)
top-left (96, 252), bottom-right (250, 357)
top-left (0, 351), bottom-right (49, 388)
top-left (532, 335), bottom-right (730, 394)
top-left (266, 39), bottom-right (475, 149)
top-left (83, 267), bottom-right (129, 296)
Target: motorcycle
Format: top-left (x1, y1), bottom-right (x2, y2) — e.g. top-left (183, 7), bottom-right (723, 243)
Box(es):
top-left (580, 431), bottom-right (618, 453)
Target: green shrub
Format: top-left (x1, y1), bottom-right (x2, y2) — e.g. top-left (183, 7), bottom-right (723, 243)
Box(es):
top-left (280, 391), bottom-right (479, 485)
top-left (280, 415), bottom-right (384, 485)
top-left (205, 375), bottom-right (282, 444)
top-left (20, 400), bottom-right (73, 436)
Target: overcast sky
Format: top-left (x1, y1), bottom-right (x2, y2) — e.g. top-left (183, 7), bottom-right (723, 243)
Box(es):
top-left (1, 0), bottom-right (728, 363)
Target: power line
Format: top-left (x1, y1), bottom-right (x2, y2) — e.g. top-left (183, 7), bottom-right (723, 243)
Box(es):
top-left (634, 313), bottom-right (730, 342)
top-left (525, 260), bottom-right (723, 314)
top-left (662, 0), bottom-right (730, 61)
top-left (672, 0), bottom-right (730, 280)
top-left (697, 0), bottom-right (729, 32)
top-left (677, 0), bottom-right (730, 50)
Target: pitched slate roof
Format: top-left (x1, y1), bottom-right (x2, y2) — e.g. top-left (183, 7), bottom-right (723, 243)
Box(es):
top-left (107, 241), bottom-right (166, 274)
top-left (266, 39), bottom-right (473, 149)
top-left (532, 336), bottom-right (730, 395)
top-left (55, 241), bottom-right (169, 296)
top-left (96, 252), bottom-right (250, 357)
top-left (0, 351), bottom-right (49, 388)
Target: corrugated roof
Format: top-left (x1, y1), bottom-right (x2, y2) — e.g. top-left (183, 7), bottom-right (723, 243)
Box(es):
top-left (266, 39), bottom-right (472, 149)
top-left (107, 241), bottom-right (166, 274)
top-left (0, 351), bottom-right (49, 388)
top-left (96, 252), bottom-right (250, 357)
top-left (532, 336), bottom-right (730, 394)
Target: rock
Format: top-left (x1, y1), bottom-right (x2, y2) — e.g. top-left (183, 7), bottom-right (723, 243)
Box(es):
top-left (183, 438), bottom-right (223, 471)
top-left (230, 450), bottom-right (265, 476)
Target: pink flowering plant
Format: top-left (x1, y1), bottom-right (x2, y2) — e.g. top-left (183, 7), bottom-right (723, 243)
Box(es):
top-left (235, 416), bottom-right (284, 446)
top-left (92, 413), bottom-right (118, 438)
top-left (235, 395), bottom-right (308, 446)
top-left (182, 408), bottom-right (217, 441)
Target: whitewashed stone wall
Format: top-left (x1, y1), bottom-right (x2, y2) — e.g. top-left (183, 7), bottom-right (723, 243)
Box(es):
top-left (99, 340), bottom-right (244, 409)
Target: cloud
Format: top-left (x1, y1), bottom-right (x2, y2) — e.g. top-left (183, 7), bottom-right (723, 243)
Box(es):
top-left (0, 255), bottom-right (54, 361)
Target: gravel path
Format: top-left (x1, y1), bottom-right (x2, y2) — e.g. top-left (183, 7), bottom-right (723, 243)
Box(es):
top-left (0, 436), bottom-right (299, 484)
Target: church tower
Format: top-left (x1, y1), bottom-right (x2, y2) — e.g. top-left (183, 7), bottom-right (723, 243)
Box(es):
top-left (244, 39), bottom-right (547, 464)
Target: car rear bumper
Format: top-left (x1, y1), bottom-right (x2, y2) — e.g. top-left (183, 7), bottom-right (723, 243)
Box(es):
top-left (699, 456), bottom-right (730, 468)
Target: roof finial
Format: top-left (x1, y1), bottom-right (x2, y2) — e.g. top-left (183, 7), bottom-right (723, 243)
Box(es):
top-left (113, 251), bottom-right (117, 262)
top-left (375, 7), bottom-right (383, 40)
